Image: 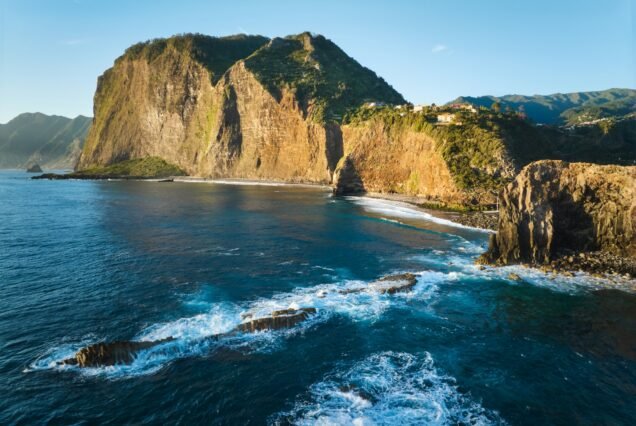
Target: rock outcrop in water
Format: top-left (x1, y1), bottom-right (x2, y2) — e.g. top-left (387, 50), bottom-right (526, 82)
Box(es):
top-left (61, 273), bottom-right (420, 368)
top-left (62, 338), bottom-right (175, 367)
top-left (480, 160), bottom-right (636, 270)
top-left (26, 163), bottom-right (43, 173)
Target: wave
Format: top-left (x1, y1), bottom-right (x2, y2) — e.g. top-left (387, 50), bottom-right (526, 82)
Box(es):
top-left (346, 196), bottom-right (494, 233)
top-left (28, 271), bottom-right (450, 378)
top-left (271, 351), bottom-right (505, 425)
top-left (412, 249), bottom-right (636, 294)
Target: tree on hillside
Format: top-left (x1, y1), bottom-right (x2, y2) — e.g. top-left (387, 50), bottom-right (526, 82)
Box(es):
top-left (491, 102), bottom-right (501, 113)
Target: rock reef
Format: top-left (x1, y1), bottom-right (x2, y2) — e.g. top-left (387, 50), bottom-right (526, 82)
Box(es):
top-left (61, 273), bottom-right (419, 368)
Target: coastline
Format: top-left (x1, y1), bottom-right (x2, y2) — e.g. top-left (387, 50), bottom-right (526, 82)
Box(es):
top-left (172, 176), bottom-right (332, 190)
top-left (353, 192), bottom-right (498, 232)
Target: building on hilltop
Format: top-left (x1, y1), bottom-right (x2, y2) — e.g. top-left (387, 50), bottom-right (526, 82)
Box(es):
top-left (436, 112), bottom-right (456, 124)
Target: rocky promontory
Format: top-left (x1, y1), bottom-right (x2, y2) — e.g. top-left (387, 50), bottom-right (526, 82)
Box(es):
top-left (479, 160), bottom-right (636, 276)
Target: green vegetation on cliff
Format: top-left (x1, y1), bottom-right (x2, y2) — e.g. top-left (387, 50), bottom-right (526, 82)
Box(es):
top-left (343, 104), bottom-right (635, 195)
top-left (344, 106), bottom-right (551, 191)
top-left (120, 33), bottom-right (269, 83)
top-left (244, 33), bottom-right (405, 122)
top-left (75, 157), bottom-right (185, 178)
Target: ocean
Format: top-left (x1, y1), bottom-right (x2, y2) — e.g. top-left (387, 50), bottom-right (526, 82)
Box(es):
top-left (1, 170), bottom-right (635, 425)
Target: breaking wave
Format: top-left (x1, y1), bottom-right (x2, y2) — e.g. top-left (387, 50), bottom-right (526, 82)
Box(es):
top-left (346, 196), bottom-right (494, 233)
top-left (271, 351), bottom-right (505, 425)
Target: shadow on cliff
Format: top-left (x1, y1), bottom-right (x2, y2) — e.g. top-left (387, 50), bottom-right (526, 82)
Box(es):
top-left (550, 191), bottom-right (597, 255)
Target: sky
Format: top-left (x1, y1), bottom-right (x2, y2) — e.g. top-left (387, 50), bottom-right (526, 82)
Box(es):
top-left (0, 0), bottom-right (634, 123)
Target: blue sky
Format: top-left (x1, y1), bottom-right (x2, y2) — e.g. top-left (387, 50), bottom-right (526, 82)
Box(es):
top-left (0, 0), bottom-right (634, 123)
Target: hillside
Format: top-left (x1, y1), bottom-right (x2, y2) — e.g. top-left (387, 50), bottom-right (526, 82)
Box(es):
top-left (77, 32), bottom-right (405, 182)
top-left (0, 113), bottom-right (91, 169)
top-left (452, 88), bottom-right (636, 125)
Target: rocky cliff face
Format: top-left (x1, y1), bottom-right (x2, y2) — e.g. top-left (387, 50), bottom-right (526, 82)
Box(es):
top-left (78, 33), bottom-right (403, 184)
top-left (481, 160), bottom-right (636, 265)
top-left (334, 120), bottom-right (468, 204)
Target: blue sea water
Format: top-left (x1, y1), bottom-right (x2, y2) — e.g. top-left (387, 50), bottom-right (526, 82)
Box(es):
top-left (0, 170), bottom-right (635, 425)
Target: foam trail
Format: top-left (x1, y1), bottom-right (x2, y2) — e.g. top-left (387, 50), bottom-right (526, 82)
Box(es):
top-left (271, 351), bottom-right (505, 425)
top-left (29, 271), bottom-right (449, 377)
top-left (346, 196), bottom-right (494, 233)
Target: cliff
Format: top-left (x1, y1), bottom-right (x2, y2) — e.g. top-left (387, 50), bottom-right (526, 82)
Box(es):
top-left (480, 160), bottom-right (636, 266)
top-left (333, 107), bottom-right (556, 208)
top-left (77, 33), bottom-right (635, 209)
top-left (0, 113), bottom-right (91, 169)
top-left (77, 33), bottom-right (405, 183)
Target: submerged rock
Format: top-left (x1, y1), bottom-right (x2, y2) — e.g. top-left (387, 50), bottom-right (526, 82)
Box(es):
top-left (369, 273), bottom-right (418, 294)
top-left (62, 337), bottom-right (174, 367)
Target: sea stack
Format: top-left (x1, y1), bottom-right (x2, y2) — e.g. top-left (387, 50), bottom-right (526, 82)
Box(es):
top-left (26, 163), bottom-right (43, 173)
top-left (479, 160), bottom-right (636, 274)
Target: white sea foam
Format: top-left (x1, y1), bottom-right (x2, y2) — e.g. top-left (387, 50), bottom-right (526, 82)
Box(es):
top-left (412, 249), bottom-right (636, 294)
top-left (31, 271), bottom-right (449, 377)
top-left (346, 196), bottom-right (494, 233)
top-left (271, 351), bottom-right (505, 425)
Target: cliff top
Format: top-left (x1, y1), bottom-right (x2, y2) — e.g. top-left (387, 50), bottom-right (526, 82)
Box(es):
top-left (114, 32), bottom-right (405, 123)
top-left (244, 32), bottom-right (405, 122)
top-left (118, 33), bottom-right (270, 83)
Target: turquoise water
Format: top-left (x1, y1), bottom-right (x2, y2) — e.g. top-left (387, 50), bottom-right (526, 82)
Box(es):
top-left (1, 170), bottom-right (635, 425)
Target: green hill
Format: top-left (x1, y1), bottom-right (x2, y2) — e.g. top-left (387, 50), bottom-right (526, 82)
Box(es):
top-left (452, 88), bottom-right (636, 125)
top-left (0, 113), bottom-right (92, 169)
top-left (244, 32), bottom-right (406, 122)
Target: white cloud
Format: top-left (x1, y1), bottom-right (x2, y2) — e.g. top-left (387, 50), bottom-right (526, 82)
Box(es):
top-left (432, 44), bottom-right (447, 54)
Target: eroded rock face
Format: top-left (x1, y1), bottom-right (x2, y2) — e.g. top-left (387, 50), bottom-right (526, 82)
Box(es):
top-left (481, 160), bottom-right (636, 265)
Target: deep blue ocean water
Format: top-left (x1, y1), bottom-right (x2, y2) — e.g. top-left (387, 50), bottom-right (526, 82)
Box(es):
top-left (1, 170), bottom-right (635, 425)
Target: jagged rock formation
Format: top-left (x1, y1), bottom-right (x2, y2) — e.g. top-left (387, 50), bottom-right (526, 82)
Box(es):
top-left (0, 113), bottom-right (91, 169)
top-left (62, 338), bottom-right (175, 367)
top-left (480, 160), bottom-right (636, 266)
top-left (77, 33), bottom-right (404, 184)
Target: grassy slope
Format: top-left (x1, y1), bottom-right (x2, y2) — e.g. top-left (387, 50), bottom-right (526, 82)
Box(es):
top-left (75, 157), bottom-right (185, 178)
top-left (120, 33), bottom-right (269, 83)
top-left (244, 33), bottom-right (405, 122)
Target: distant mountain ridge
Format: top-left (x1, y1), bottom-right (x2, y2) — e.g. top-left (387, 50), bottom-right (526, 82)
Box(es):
top-left (451, 88), bottom-right (636, 125)
top-left (0, 113), bottom-right (91, 169)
